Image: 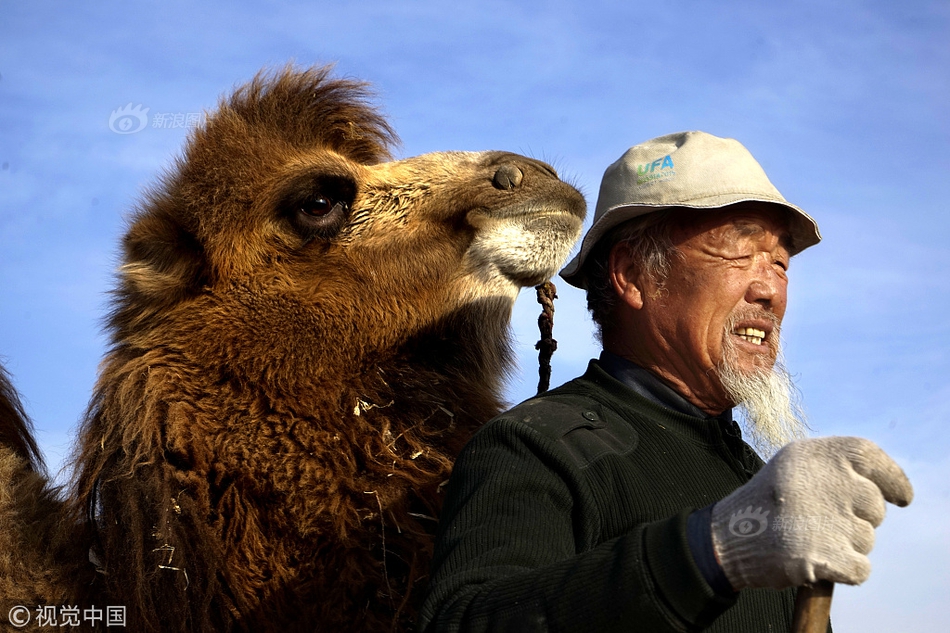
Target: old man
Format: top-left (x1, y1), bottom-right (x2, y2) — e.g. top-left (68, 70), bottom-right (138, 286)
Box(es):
top-left (418, 131), bottom-right (913, 632)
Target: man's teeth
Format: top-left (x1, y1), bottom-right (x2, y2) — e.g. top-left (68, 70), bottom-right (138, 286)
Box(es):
top-left (735, 327), bottom-right (766, 346)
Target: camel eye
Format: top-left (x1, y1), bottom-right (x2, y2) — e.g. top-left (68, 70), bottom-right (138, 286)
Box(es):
top-left (280, 173), bottom-right (356, 243)
top-left (291, 198), bottom-right (349, 241)
top-left (300, 197), bottom-right (338, 217)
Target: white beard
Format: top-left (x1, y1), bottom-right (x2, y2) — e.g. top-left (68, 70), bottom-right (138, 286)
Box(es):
top-left (717, 322), bottom-right (808, 458)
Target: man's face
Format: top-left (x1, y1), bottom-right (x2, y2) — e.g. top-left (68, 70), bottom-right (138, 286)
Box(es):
top-left (621, 204), bottom-right (792, 413)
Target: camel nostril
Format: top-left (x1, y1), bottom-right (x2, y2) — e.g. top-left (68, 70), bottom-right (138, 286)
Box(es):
top-left (492, 164), bottom-right (524, 191)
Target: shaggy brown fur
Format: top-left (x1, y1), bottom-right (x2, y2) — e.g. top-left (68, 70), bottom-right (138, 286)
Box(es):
top-left (0, 66), bottom-right (585, 632)
top-left (0, 367), bottom-right (42, 473)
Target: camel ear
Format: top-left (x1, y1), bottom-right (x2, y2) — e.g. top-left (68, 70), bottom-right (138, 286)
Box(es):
top-left (120, 209), bottom-right (207, 306)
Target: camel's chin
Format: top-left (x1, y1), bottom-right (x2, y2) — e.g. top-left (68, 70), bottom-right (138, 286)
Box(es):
top-left (467, 212), bottom-right (583, 288)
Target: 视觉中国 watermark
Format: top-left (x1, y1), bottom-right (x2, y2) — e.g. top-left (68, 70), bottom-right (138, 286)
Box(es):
top-left (7, 605), bottom-right (126, 628)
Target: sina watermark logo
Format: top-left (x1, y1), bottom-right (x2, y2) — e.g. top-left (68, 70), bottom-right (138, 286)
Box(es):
top-left (636, 154), bottom-right (675, 185)
top-left (728, 506), bottom-right (770, 537)
top-left (109, 103), bottom-right (150, 134)
top-left (108, 104), bottom-right (208, 134)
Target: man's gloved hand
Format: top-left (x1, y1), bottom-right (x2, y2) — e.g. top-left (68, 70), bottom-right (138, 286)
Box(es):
top-left (710, 436), bottom-right (913, 590)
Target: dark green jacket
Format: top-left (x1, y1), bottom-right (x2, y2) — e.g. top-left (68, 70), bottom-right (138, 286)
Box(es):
top-left (419, 360), bottom-right (804, 632)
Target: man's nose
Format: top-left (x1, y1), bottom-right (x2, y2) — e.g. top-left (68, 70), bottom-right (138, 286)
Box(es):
top-left (745, 258), bottom-right (787, 311)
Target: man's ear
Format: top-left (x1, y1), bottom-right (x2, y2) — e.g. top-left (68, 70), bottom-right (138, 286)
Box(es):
top-left (608, 242), bottom-right (645, 310)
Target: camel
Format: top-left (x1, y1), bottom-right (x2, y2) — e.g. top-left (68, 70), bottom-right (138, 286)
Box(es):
top-left (0, 66), bottom-right (585, 632)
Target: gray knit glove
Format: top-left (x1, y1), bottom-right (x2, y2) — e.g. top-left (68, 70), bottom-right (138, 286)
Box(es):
top-left (711, 436), bottom-right (913, 590)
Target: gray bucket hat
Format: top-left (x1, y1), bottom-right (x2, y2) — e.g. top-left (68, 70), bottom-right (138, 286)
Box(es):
top-left (560, 131), bottom-right (821, 289)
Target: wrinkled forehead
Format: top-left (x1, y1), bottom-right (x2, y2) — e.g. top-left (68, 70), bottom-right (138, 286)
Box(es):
top-left (671, 203), bottom-right (794, 252)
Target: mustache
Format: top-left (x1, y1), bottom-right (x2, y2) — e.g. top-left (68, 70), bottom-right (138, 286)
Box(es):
top-left (724, 307), bottom-right (781, 331)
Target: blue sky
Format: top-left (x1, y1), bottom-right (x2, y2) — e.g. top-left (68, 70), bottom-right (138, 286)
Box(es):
top-left (1, 1), bottom-right (948, 629)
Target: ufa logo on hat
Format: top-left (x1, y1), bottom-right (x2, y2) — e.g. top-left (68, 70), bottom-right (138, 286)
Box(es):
top-left (636, 154), bottom-right (675, 185)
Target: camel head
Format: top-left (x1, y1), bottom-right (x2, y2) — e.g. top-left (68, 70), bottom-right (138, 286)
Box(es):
top-left (112, 66), bottom-right (586, 400)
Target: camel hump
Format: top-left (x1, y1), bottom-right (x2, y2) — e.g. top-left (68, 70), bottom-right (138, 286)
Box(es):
top-left (0, 364), bottom-right (45, 472)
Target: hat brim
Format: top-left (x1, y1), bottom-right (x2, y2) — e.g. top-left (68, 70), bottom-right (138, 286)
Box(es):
top-left (559, 197), bottom-right (821, 289)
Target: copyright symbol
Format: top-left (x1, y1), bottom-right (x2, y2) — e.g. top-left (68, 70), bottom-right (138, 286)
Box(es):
top-left (8, 605), bottom-right (30, 627)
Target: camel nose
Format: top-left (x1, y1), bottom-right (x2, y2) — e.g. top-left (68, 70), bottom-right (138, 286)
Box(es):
top-left (492, 164), bottom-right (524, 191)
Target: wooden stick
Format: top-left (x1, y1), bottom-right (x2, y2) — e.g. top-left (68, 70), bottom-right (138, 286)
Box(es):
top-left (791, 580), bottom-right (834, 633)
